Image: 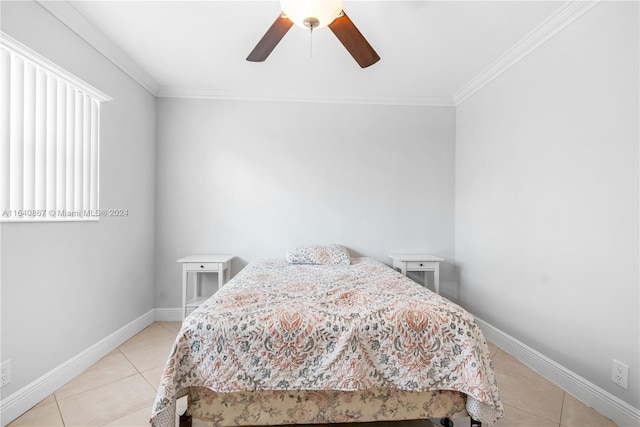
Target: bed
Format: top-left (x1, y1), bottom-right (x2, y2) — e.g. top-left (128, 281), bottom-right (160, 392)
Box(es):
top-left (151, 247), bottom-right (503, 427)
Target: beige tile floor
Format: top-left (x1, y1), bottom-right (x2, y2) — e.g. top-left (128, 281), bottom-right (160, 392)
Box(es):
top-left (7, 322), bottom-right (618, 427)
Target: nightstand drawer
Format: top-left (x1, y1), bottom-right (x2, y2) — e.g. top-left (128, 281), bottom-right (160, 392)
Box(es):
top-left (406, 261), bottom-right (435, 269)
top-left (185, 262), bottom-right (221, 271)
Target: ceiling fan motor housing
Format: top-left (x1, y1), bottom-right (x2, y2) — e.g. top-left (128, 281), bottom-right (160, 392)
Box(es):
top-left (303, 17), bottom-right (321, 29)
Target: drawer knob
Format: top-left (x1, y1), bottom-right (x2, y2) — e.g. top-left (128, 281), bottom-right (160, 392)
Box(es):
top-left (419, 263), bottom-right (423, 266)
top-left (200, 265), bottom-right (204, 269)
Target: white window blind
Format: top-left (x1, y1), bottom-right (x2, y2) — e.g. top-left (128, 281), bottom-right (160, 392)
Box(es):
top-left (1, 33), bottom-right (111, 222)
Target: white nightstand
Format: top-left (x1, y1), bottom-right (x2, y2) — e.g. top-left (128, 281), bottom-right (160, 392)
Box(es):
top-left (177, 255), bottom-right (234, 319)
top-left (389, 254), bottom-right (445, 294)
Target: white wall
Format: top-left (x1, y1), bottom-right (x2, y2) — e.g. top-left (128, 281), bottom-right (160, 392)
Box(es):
top-left (155, 98), bottom-right (456, 308)
top-left (0, 0), bottom-right (156, 403)
top-left (455, 0), bottom-right (639, 409)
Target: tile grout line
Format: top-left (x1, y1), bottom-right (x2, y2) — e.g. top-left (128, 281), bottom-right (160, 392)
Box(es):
top-left (492, 366), bottom-right (565, 425)
top-left (116, 335), bottom-right (174, 391)
top-left (53, 352), bottom-right (138, 403)
top-left (118, 342), bottom-right (172, 379)
top-left (50, 348), bottom-right (151, 426)
top-left (494, 365), bottom-right (561, 388)
top-left (500, 401), bottom-right (563, 427)
top-left (558, 391), bottom-right (566, 427)
top-left (97, 389), bottom-right (156, 427)
top-left (53, 390), bottom-right (66, 427)
top-left (117, 346), bottom-right (144, 376)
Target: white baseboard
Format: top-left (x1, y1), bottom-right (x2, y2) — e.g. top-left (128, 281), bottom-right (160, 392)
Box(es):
top-left (154, 307), bottom-right (182, 322)
top-left (475, 317), bottom-right (640, 427)
top-left (0, 310), bottom-right (155, 426)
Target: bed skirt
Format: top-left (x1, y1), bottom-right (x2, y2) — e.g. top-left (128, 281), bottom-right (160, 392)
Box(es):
top-left (186, 387), bottom-right (469, 426)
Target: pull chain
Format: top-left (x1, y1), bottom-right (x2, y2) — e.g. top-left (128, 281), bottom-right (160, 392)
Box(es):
top-left (303, 17), bottom-right (319, 59)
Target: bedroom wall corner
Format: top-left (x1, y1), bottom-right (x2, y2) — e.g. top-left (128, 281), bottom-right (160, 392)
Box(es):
top-left (0, 1), bottom-right (157, 424)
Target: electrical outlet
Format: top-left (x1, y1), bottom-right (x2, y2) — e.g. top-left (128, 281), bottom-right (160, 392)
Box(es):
top-left (0, 360), bottom-right (11, 387)
top-left (612, 359), bottom-right (629, 389)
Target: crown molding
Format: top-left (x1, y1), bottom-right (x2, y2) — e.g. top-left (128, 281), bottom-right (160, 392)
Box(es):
top-left (37, 0), bottom-right (160, 96)
top-left (33, 0), bottom-right (451, 107)
top-left (37, 0), bottom-right (600, 107)
top-left (453, 0), bottom-right (602, 106)
top-left (157, 86), bottom-right (456, 107)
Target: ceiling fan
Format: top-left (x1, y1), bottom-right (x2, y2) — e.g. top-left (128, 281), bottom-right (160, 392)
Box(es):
top-left (246, 0), bottom-right (380, 68)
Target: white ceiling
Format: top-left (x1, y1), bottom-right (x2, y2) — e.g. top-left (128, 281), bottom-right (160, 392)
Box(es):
top-left (44, 0), bottom-right (571, 105)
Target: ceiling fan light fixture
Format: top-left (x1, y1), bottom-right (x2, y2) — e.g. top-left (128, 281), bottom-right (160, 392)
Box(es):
top-left (247, 0), bottom-right (379, 68)
top-left (279, 0), bottom-right (344, 29)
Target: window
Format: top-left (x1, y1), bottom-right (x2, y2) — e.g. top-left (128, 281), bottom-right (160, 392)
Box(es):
top-left (1, 32), bottom-right (111, 222)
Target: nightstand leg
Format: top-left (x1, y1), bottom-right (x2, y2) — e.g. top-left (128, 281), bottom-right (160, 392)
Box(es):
top-left (434, 264), bottom-right (440, 294)
top-left (182, 265), bottom-right (188, 320)
top-left (193, 273), bottom-right (199, 302)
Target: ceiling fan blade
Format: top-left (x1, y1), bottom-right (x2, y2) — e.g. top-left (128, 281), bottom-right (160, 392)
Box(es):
top-left (328, 11), bottom-right (380, 68)
top-left (247, 14), bottom-right (294, 62)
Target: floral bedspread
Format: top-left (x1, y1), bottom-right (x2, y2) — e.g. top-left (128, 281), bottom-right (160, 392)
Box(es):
top-left (151, 258), bottom-right (503, 426)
